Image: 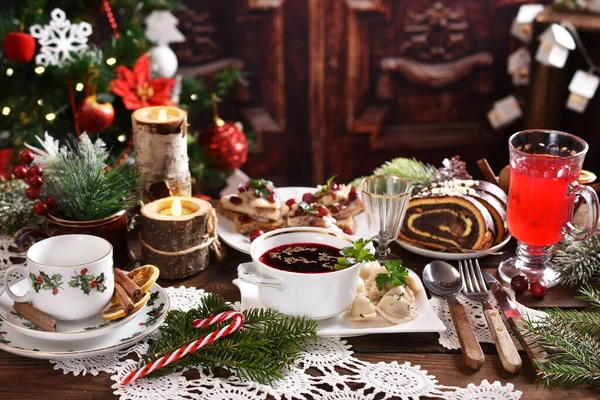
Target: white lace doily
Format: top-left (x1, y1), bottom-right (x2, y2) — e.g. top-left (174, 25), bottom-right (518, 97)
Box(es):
top-left (0, 235), bottom-right (523, 399)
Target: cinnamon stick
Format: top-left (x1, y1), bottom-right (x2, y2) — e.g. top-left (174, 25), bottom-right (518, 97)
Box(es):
top-left (13, 302), bottom-right (56, 332)
top-left (114, 282), bottom-right (134, 314)
top-left (114, 268), bottom-right (142, 300)
top-left (477, 158), bottom-right (500, 186)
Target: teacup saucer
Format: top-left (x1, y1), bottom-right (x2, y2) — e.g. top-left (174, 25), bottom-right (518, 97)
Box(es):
top-left (0, 283), bottom-right (169, 360)
top-left (0, 279), bottom-right (146, 341)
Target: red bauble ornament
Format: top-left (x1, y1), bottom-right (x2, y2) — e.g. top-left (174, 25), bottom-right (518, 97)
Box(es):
top-left (3, 32), bottom-right (36, 62)
top-left (13, 165), bottom-right (27, 179)
top-left (78, 95), bottom-right (116, 133)
top-left (28, 165), bottom-right (43, 177)
top-left (199, 121), bottom-right (248, 172)
top-left (33, 201), bottom-right (48, 215)
top-left (29, 175), bottom-right (43, 188)
top-left (20, 150), bottom-right (35, 164)
top-left (45, 196), bottom-right (57, 212)
top-left (25, 187), bottom-right (40, 200)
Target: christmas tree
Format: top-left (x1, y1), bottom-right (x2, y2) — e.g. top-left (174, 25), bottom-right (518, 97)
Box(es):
top-left (0, 0), bottom-right (239, 175)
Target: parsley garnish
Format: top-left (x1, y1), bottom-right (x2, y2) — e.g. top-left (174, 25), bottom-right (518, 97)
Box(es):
top-left (334, 238), bottom-right (376, 270)
top-left (375, 260), bottom-right (409, 291)
top-left (249, 179), bottom-right (273, 199)
top-left (296, 202), bottom-right (320, 215)
top-left (316, 175), bottom-right (337, 195)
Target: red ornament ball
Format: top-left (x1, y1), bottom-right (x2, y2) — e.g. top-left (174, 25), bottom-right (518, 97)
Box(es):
top-left (33, 201), bottom-right (48, 215)
top-left (28, 165), bottom-right (43, 177)
top-left (510, 275), bottom-right (529, 294)
top-left (20, 150), bottom-right (35, 164)
top-left (13, 165), bottom-right (28, 179)
top-left (3, 32), bottom-right (36, 62)
top-left (45, 196), bottom-right (57, 212)
top-left (25, 187), bottom-right (40, 200)
top-left (198, 122), bottom-right (248, 171)
top-left (530, 280), bottom-right (548, 298)
top-left (29, 175), bottom-right (43, 188)
top-left (78, 95), bottom-right (115, 133)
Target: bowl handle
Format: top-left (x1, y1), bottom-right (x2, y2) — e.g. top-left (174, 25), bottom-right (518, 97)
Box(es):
top-left (237, 262), bottom-right (286, 289)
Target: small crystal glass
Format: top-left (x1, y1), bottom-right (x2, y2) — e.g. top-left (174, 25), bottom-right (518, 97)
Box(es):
top-left (360, 175), bottom-right (412, 260)
top-left (499, 129), bottom-right (600, 287)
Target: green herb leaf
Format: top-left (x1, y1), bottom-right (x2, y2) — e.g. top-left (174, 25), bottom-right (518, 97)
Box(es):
top-left (317, 175), bottom-right (337, 195)
top-left (375, 259), bottom-right (409, 291)
top-left (334, 238), bottom-right (376, 270)
top-left (249, 179), bottom-right (273, 199)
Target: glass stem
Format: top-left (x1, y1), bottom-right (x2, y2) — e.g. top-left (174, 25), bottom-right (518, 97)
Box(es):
top-left (376, 241), bottom-right (390, 258)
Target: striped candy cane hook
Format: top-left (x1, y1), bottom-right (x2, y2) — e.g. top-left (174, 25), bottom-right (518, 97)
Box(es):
top-left (122, 311), bottom-right (245, 385)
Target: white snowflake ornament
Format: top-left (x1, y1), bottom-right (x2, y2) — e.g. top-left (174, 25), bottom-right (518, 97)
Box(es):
top-left (29, 8), bottom-right (93, 67)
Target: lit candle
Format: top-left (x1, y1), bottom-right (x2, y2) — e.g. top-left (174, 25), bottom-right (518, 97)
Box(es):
top-left (157, 108), bottom-right (168, 122)
top-left (159, 197), bottom-right (193, 216)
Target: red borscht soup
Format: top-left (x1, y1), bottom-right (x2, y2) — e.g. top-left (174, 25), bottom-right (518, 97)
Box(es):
top-left (259, 243), bottom-right (341, 273)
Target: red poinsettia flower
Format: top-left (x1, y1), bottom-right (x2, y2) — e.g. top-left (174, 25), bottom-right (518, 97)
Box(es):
top-left (110, 54), bottom-right (175, 110)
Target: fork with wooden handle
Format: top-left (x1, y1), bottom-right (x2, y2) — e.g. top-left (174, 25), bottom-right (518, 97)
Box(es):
top-left (459, 259), bottom-right (522, 374)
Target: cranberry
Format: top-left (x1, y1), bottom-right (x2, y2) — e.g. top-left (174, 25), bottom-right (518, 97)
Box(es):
top-left (29, 175), bottom-right (43, 188)
top-left (331, 205), bottom-right (340, 214)
top-left (13, 165), bottom-right (27, 179)
top-left (230, 196), bottom-right (242, 205)
top-left (302, 193), bottom-right (315, 203)
top-left (285, 198), bottom-right (296, 207)
top-left (315, 205), bottom-right (329, 217)
top-left (81, 268), bottom-right (88, 275)
top-left (20, 150), bottom-right (34, 164)
top-left (530, 280), bottom-right (548, 298)
top-left (25, 187), bottom-right (40, 200)
top-left (33, 201), bottom-right (47, 215)
top-left (46, 196), bottom-right (57, 210)
top-left (249, 229), bottom-right (265, 242)
top-left (237, 184), bottom-right (246, 193)
top-left (52, 288), bottom-right (59, 295)
top-left (238, 215), bottom-right (250, 223)
top-left (343, 228), bottom-right (353, 235)
top-left (91, 281), bottom-right (98, 289)
top-left (510, 275), bottom-right (529, 293)
top-left (330, 181), bottom-right (339, 190)
top-left (267, 191), bottom-right (276, 202)
top-left (28, 165), bottom-right (43, 176)
top-left (349, 187), bottom-right (358, 201)
top-left (329, 190), bottom-right (337, 200)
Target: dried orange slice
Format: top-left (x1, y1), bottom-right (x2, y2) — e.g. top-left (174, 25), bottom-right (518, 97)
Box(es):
top-left (103, 291), bottom-right (151, 321)
top-left (127, 264), bottom-right (160, 293)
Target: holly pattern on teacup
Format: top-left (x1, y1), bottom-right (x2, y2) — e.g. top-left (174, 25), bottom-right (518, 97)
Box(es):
top-left (30, 271), bottom-right (64, 295)
top-left (0, 322), bottom-right (10, 345)
top-left (68, 268), bottom-right (107, 295)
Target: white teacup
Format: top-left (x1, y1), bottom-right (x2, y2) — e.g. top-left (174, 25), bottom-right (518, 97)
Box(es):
top-left (3, 234), bottom-right (114, 321)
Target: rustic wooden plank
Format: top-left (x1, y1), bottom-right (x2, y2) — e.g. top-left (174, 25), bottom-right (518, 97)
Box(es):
top-left (176, 57), bottom-right (245, 77)
top-left (352, 105), bottom-right (391, 137)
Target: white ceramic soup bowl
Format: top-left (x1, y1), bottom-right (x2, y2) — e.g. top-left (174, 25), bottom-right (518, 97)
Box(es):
top-left (241, 227), bottom-right (364, 320)
top-left (3, 234), bottom-right (114, 321)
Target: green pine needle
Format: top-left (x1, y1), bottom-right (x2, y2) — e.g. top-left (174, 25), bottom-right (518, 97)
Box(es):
top-left (349, 158), bottom-right (438, 190)
top-left (552, 224), bottom-right (600, 287)
top-left (0, 178), bottom-right (43, 234)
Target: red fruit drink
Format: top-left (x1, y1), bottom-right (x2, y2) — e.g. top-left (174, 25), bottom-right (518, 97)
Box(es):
top-left (506, 154), bottom-right (580, 246)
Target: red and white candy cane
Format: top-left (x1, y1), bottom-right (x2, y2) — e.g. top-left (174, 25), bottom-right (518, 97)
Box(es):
top-left (122, 311), bottom-right (245, 385)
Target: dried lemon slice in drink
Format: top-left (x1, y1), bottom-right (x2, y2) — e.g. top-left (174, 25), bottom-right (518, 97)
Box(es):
top-left (127, 264), bottom-right (160, 293)
top-left (103, 291), bottom-right (151, 321)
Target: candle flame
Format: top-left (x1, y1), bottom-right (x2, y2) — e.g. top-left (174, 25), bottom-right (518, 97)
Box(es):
top-left (158, 109), bottom-right (168, 122)
top-left (171, 198), bottom-right (182, 217)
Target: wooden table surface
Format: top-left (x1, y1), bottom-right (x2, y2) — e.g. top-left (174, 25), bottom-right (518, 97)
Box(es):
top-left (0, 241), bottom-right (598, 400)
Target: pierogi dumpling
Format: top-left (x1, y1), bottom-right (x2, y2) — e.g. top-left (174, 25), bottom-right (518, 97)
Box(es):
top-left (345, 295), bottom-right (377, 322)
top-left (375, 285), bottom-right (419, 324)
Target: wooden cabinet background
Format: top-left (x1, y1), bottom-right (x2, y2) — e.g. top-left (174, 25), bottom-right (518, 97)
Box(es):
top-left (178, 0), bottom-right (547, 187)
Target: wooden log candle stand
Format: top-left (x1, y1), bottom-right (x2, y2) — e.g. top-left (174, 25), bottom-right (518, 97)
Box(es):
top-left (140, 197), bottom-right (223, 279)
top-left (132, 106), bottom-right (192, 203)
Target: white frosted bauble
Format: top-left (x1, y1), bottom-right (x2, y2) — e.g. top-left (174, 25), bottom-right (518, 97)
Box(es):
top-left (147, 45), bottom-right (178, 78)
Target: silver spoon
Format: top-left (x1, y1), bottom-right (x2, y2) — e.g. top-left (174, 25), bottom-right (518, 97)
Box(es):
top-left (423, 260), bottom-right (485, 370)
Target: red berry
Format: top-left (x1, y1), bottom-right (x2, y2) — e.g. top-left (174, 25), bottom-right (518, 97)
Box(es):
top-left (330, 180), bottom-right (338, 190)
top-left (45, 196), bottom-right (57, 211)
top-left (230, 196), bottom-right (242, 205)
top-left (29, 175), bottom-right (43, 188)
top-left (25, 187), bottom-right (40, 200)
top-left (33, 201), bottom-right (48, 215)
top-left (81, 268), bottom-right (88, 275)
top-left (343, 228), bottom-right (353, 235)
top-left (316, 205), bottom-right (329, 217)
top-left (237, 184), bottom-right (249, 193)
top-left (329, 190), bottom-right (337, 200)
top-left (331, 205), bottom-right (340, 214)
top-left (530, 280), bottom-right (548, 298)
top-left (510, 275), bottom-right (529, 294)
top-left (91, 281), bottom-right (98, 289)
top-left (349, 187), bottom-right (358, 201)
top-left (13, 165), bottom-right (27, 179)
top-left (28, 165), bottom-right (43, 177)
top-left (52, 288), bottom-right (58, 295)
top-left (36, 276), bottom-right (42, 284)
top-left (268, 191), bottom-right (277, 202)
top-left (20, 150), bottom-right (34, 164)
top-left (249, 229), bottom-right (264, 242)
top-left (302, 193), bottom-right (315, 203)
top-left (285, 198), bottom-right (296, 207)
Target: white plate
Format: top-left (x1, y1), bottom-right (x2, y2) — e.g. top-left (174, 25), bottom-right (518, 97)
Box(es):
top-left (217, 186), bottom-right (371, 254)
top-left (233, 269), bottom-right (446, 337)
top-left (0, 280), bottom-right (145, 341)
top-left (395, 234), bottom-right (512, 261)
top-left (0, 283), bottom-right (169, 360)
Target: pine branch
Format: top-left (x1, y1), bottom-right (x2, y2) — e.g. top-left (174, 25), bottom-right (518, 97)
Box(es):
top-left (142, 294), bottom-right (318, 385)
top-left (552, 226), bottom-right (600, 287)
top-left (373, 157), bottom-right (438, 188)
top-left (0, 178), bottom-right (43, 234)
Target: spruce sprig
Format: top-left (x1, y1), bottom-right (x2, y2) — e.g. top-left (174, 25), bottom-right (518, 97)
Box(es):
top-left (523, 285), bottom-right (600, 388)
top-left (142, 294), bottom-right (318, 384)
top-left (349, 157), bottom-right (438, 190)
top-left (552, 225), bottom-right (600, 287)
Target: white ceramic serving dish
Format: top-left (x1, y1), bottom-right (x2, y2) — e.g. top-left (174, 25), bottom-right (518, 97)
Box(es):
top-left (395, 233), bottom-right (512, 261)
top-left (239, 227), bottom-right (366, 320)
top-left (217, 187), bottom-right (371, 254)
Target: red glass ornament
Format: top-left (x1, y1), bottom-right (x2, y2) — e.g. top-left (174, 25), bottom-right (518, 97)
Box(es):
top-left (20, 150), bottom-right (35, 164)
top-left (198, 122), bottom-right (248, 171)
top-left (13, 165), bottom-right (27, 179)
top-left (33, 201), bottom-right (48, 215)
top-left (28, 165), bottom-right (43, 177)
top-left (29, 175), bottom-right (43, 188)
top-left (3, 32), bottom-right (36, 62)
top-left (25, 187), bottom-right (40, 200)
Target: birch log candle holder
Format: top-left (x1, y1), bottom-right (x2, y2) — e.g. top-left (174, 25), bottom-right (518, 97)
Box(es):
top-left (132, 106), bottom-right (191, 203)
top-left (140, 197), bottom-right (223, 279)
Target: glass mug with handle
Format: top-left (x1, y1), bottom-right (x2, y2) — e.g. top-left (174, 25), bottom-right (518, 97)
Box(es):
top-left (498, 130), bottom-right (599, 286)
